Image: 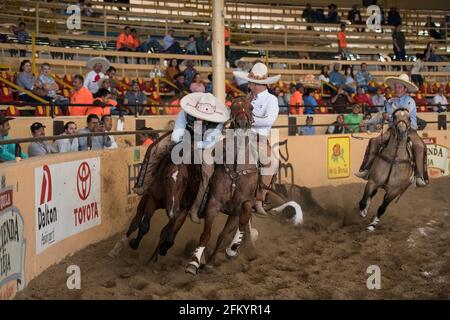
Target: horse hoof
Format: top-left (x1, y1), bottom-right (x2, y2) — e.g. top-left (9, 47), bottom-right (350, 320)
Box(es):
top-left (360, 209), bottom-right (368, 218)
top-left (129, 238), bottom-right (140, 250)
top-left (367, 225), bottom-right (375, 232)
top-left (159, 241), bottom-right (173, 256)
top-left (185, 263), bottom-right (199, 275)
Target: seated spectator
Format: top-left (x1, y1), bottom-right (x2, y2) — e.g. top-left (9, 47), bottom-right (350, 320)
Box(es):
top-left (343, 65), bottom-right (356, 94)
top-left (347, 4), bottom-right (363, 32)
top-left (299, 116), bottom-right (315, 135)
top-left (101, 115), bottom-right (118, 149)
top-left (16, 60), bottom-right (44, 102)
top-left (330, 85), bottom-right (353, 114)
top-left (163, 28), bottom-right (182, 54)
top-left (190, 73), bottom-right (206, 93)
top-left (196, 31), bottom-right (211, 56)
top-left (0, 115), bottom-right (28, 161)
top-left (344, 104), bottom-right (363, 133)
top-left (234, 59), bottom-right (248, 93)
top-left (124, 80), bottom-right (148, 115)
top-left (387, 7), bottom-right (401, 26)
top-left (70, 74), bottom-right (93, 116)
top-left (289, 83), bottom-right (303, 115)
top-left (10, 22), bottom-right (28, 57)
top-left (130, 28), bottom-right (144, 64)
top-left (84, 57), bottom-right (110, 94)
top-left (410, 54), bottom-right (425, 87)
top-left (104, 66), bottom-right (118, 91)
top-left (359, 113), bottom-right (372, 133)
top-left (116, 26), bottom-right (134, 64)
top-left (165, 58), bottom-right (181, 83)
top-left (425, 17), bottom-right (442, 40)
top-left (302, 88), bottom-right (318, 114)
top-left (80, 0), bottom-right (101, 17)
top-left (326, 114), bottom-right (346, 134)
top-left (353, 87), bottom-right (372, 111)
top-left (28, 122), bottom-right (58, 157)
top-left (314, 9), bottom-right (326, 23)
top-left (56, 121), bottom-right (79, 153)
top-left (367, 112), bottom-right (389, 132)
top-left (87, 88), bottom-right (116, 116)
top-left (37, 63), bottom-right (59, 100)
top-left (432, 86), bottom-right (448, 112)
top-left (355, 63), bottom-right (376, 93)
top-left (174, 73), bottom-right (189, 94)
top-left (337, 23), bottom-right (348, 59)
top-left (183, 60), bottom-right (197, 87)
top-left (302, 3), bottom-right (315, 30)
top-left (274, 87), bottom-right (288, 114)
top-left (327, 4), bottom-right (340, 23)
top-left (372, 87), bottom-right (387, 112)
top-left (137, 126), bottom-right (158, 145)
top-left (185, 34), bottom-right (197, 55)
top-left (329, 63), bottom-right (346, 88)
top-left (205, 74), bottom-right (213, 93)
top-left (78, 114), bottom-right (112, 151)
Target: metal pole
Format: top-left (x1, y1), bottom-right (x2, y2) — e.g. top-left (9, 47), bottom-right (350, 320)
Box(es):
top-left (212, 0), bottom-right (225, 103)
top-left (31, 32), bottom-right (36, 75)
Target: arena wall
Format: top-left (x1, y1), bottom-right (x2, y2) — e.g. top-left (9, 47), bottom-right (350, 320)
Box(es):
top-left (0, 130), bottom-right (449, 299)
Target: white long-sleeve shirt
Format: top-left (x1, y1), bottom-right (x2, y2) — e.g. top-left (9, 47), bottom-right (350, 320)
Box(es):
top-left (250, 89), bottom-right (279, 137)
top-left (84, 70), bottom-right (105, 94)
top-left (55, 133), bottom-right (79, 153)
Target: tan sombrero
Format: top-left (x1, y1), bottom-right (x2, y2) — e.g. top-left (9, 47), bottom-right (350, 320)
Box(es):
top-left (385, 74), bottom-right (418, 93)
top-left (86, 57), bottom-right (111, 71)
top-left (234, 58), bottom-right (246, 68)
top-left (233, 62), bottom-right (281, 85)
top-left (180, 92), bottom-right (230, 123)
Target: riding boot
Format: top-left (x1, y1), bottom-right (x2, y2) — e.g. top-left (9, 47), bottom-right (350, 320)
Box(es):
top-left (355, 131), bottom-right (390, 180)
top-left (188, 163), bottom-right (214, 224)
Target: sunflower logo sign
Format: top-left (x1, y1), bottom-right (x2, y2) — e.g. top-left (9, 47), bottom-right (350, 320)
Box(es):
top-left (327, 136), bottom-right (350, 179)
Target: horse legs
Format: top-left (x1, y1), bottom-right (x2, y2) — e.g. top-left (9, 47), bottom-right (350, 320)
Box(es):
top-left (226, 200), bottom-right (253, 259)
top-left (126, 193), bottom-right (149, 238)
top-left (129, 196), bottom-right (156, 250)
top-left (208, 215), bottom-right (239, 266)
top-left (367, 192), bottom-right (395, 232)
top-left (359, 182), bottom-right (378, 218)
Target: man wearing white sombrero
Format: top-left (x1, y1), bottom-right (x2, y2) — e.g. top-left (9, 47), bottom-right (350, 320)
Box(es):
top-left (84, 57), bottom-right (110, 94)
top-left (234, 62), bottom-right (281, 217)
top-left (133, 92), bottom-right (229, 224)
top-left (355, 74), bottom-right (428, 187)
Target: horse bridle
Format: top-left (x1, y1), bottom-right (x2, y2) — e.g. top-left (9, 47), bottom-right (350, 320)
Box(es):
top-left (392, 108), bottom-right (411, 132)
top-left (231, 97), bottom-right (253, 129)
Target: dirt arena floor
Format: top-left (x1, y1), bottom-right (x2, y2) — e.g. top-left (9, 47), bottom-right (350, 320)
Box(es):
top-left (16, 178), bottom-right (450, 300)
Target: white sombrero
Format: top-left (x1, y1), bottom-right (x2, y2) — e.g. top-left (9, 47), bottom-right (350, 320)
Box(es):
top-left (180, 92), bottom-right (230, 123)
top-left (385, 74), bottom-right (418, 93)
top-left (86, 57), bottom-right (111, 71)
top-left (233, 62), bottom-right (281, 85)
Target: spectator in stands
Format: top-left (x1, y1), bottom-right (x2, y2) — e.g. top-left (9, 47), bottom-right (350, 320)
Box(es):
top-left (302, 3), bottom-right (315, 30)
top-left (347, 4), bottom-right (363, 32)
top-left (433, 86), bottom-right (448, 112)
top-left (359, 113), bottom-right (371, 133)
top-left (372, 87), bottom-right (386, 112)
top-left (84, 57), bottom-right (109, 94)
top-left (353, 87), bottom-right (372, 112)
top-left (69, 74), bottom-right (92, 116)
top-left (384, 86), bottom-right (393, 99)
top-left (302, 88), bottom-right (318, 114)
top-left (274, 87), bottom-right (288, 114)
top-left (326, 114), bottom-right (346, 134)
top-left (163, 28), bottom-right (182, 54)
top-left (424, 42), bottom-right (440, 71)
top-left (165, 58), bottom-right (181, 83)
top-left (16, 60), bottom-right (41, 102)
top-left (314, 9), bottom-right (326, 23)
top-left (410, 54), bottom-right (425, 88)
top-left (425, 16), bottom-right (442, 40)
top-left (183, 60), bottom-right (197, 87)
top-left (136, 126), bottom-right (158, 146)
top-left (28, 122), bottom-right (58, 157)
top-left (355, 63), bottom-right (375, 93)
top-left (196, 31), bottom-right (211, 56)
top-left (0, 115), bottom-right (28, 161)
top-left (366, 112), bottom-right (389, 132)
top-left (10, 22), bottom-right (28, 57)
top-left (104, 66), bottom-right (117, 90)
top-left (37, 63), bottom-right (59, 99)
top-left (79, 0), bottom-right (101, 17)
top-left (101, 114), bottom-right (118, 149)
top-left (90, 88), bottom-right (119, 116)
top-left (327, 4), bottom-right (340, 23)
top-left (318, 65), bottom-right (330, 84)
top-left (344, 104), bottom-right (363, 133)
top-left (116, 26), bottom-right (134, 64)
top-left (329, 63), bottom-right (346, 87)
top-left (289, 83), bottom-right (303, 115)
top-left (205, 74), bottom-right (213, 93)
top-left (78, 114), bottom-right (112, 151)
top-left (299, 116), bottom-right (315, 135)
top-left (343, 65), bottom-right (356, 94)
top-left (130, 28), bottom-right (144, 64)
top-left (174, 73), bottom-right (189, 94)
top-left (185, 35), bottom-right (197, 55)
top-left (392, 24), bottom-right (406, 68)
top-left (387, 7), bottom-right (401, 26)
top-left (124, 80), bottom-right (147, 115)
top-left (337, 23), bottom-right (348, 59)
top-left (56, 121), bottom-right (79, 153)
top-left (189, 73), bottom-right (206, 93)
top-left (234, 59), bottom-right (248, 93)
top-left (330, 85), bottom-right (353, 114)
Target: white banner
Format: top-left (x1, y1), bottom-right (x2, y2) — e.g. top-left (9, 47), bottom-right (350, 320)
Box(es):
top-left (427, 144), bottom-right (449, 176)
top-left (34, 158), bottom-right (101, 254)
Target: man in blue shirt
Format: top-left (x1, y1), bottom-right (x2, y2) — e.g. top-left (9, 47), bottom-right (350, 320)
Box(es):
top-left (355, 74), bottom-right (428, 187)
top-left (302, 88), bottom-right (318, 114)
top-left (329, 63), bottom-right (346, 87)
top-left (355, 63), bottom-right (376, 93)
top-left (299, 116), bottom-right (316, 135)
top-left (0, 115), bottom-right (28, 162)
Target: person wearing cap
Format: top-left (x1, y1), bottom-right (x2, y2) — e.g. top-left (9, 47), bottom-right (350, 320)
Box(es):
top-left (55, 121), bottom-right (79, 153)
top-left (233, 62), bottom-right (281, 217)
top-left (0, 115), bottom-right (28, 162)
top-left (133, 92), bottom-right (229, 224)
top-left (84, 57), bottom-right (110, 94)
top-left (234, 59), bottom-right (248, 93)
top-left (355, 74), bottom-right (428, 187)
top-left (78, 114), bottom-right (112, 151)
top-left (28, 122), bottom-right (58, 157)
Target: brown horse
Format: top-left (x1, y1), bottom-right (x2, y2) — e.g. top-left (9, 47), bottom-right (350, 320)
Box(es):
top-left (109, 134), bottom-right (202, 259)
top-left (358, 108), bottom-right (415, 231)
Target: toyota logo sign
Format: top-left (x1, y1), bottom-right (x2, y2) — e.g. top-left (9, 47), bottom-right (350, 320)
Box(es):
top-left (77, 162), bottom-right (91, 200)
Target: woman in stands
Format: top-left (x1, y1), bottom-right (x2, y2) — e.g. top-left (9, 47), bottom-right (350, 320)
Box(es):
top-left (165, 58), bottom-right (180, 83)
top-left (318, 65), bottom-right (330, 84)
top-left (16, 60), bottom-right (49, 102)
top-left (343, 65), bottom-right (356, 94)
top-left (189, 73), bottom-right (206, 93)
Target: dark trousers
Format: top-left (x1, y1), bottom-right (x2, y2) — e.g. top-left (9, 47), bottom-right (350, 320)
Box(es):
top-left (118, 47), bottom-right (133, 63)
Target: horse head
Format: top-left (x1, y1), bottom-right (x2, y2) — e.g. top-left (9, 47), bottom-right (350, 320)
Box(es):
top-left (392, 108), bottom-right (411, 139)
top-left (230, 96), bottom-right (254, 130)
